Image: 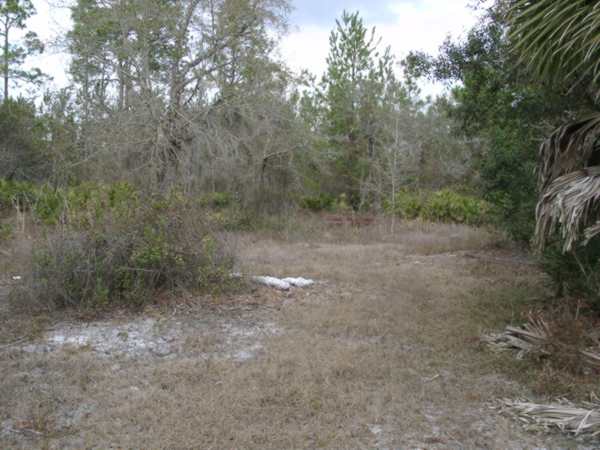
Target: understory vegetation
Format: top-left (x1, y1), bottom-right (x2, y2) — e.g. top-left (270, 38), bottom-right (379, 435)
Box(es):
top-left (301, 188), bottom-right (489, 225)
top-left (14, 198), bottom-right (233, 310)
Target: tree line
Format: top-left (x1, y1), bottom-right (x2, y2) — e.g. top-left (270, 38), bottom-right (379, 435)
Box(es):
top-left (0, 0), bottom-right (474, 207)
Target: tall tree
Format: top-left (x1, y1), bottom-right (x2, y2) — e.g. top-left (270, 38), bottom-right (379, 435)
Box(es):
top-left (0, 97), bottom-right (47, 179)
top-left (0, 0), bottom-right (44, 101)
top-left (321, 10), bottom-right (404, 208)
top-left (68, 0), bottom-right (291, 184)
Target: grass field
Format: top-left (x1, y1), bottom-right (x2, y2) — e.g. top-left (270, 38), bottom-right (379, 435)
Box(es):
top-left (0, 217), bottom-right (581, 448)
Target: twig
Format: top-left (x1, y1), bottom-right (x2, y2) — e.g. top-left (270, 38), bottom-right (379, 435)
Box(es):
top-left (0, 337), bottom-right (27, 349)
top-left (5, 425), bottom-right (44, 436)
top-left (423, 373), bottom-right (440, 382)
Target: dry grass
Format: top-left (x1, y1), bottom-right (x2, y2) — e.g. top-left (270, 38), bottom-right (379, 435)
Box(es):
top-left (0, 217), bottom-right (582, 448)
top-left (249, 212), bottom-right (502, 251)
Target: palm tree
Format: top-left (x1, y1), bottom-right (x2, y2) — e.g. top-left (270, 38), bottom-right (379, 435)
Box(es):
top-left (508, 0), bottom-right (600, 253)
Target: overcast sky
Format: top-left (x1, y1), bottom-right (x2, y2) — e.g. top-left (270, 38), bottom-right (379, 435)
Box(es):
top-left (25, 0), bottom-right (482, 96)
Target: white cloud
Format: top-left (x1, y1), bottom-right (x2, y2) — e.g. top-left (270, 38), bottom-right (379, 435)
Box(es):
top-left (384, 0), bottom-right (478, 56)
top-left (279, 24), bottom-right (331, 79)
top-left (279, 0), bottom-right (481, 96)
top-left (23, 0), bottom-right (72, 91)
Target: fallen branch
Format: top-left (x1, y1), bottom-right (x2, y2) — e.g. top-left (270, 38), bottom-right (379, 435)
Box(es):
top-left (0, 337), bottom-right (27, 349)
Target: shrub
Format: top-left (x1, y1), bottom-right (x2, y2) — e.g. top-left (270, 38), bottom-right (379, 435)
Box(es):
top-left (299, 193), bottom-right (336, 212)
top-left (199, 191), bottom-right (234, 209)
top-left (422, 189), bottom-right (489, 225)
top-left (0, 179), bottom-right (36, 211)
top-left (384, 190), bottom-right (423, 219)
top-left (384, 189), bottom-right (489, 225)
top-left (0, 180), bottom-right (141, 226)
top-left (0, 223), bottom-right (12, 242)
top-left (31, 185), bottom-right (66, 225)
top-left (14, 199), bottom-right (234, 309)
top-left (541, 238), bottom-right (600, 303)
top-left (65, 182), bottom-right (139, 228)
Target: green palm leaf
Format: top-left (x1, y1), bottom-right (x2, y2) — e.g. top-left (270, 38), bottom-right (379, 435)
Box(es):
top-left (509, 0), bottom-right (600, 97)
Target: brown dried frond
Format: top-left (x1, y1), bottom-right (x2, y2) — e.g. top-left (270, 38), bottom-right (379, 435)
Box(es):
top-left (534, 115), bottom-right (600, 252)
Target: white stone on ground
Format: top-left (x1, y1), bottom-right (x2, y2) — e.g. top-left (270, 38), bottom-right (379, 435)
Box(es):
top-left (251, 276), bottom-right (291, 290)
top-left (281, 277), bottom-right (314, 287)
top-left (251, 275), bottom-right (314, 290)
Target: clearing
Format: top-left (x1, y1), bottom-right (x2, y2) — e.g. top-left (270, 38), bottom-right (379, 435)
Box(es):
top-left (0, 219), bottom-right (583, 448)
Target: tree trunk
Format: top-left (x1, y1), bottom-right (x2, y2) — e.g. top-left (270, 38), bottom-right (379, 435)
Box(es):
top-left (3, 21), bottom-right (9, 102)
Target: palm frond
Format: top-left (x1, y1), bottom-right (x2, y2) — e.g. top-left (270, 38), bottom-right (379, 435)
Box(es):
top-left (482, 314), bottom-right (551, 358)
top-left (535, 166), bottom-right (600, 252)
top-left (538, 115), bottom-right (600, 190)
top-left (509, 0), bottom-right (600, 97)
top-left (499, 398), bottom-right (600, 437)
top-left (534, 114), bottom-right (600, 251)
top-left (482, 314), bottom-right (600, 368)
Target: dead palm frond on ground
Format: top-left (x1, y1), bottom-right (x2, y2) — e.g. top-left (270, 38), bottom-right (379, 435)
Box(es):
top-left (482, 314), bottom-right (600, 370)
top-left (485, 310), bottom-right (600, 438)
top-left (499, 397), bottom-right (600, 437)
top-left (509, 0), bottom-right (600, 252)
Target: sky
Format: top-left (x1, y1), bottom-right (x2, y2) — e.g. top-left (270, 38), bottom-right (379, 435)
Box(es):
top-left (280, 0), bottom-right (480, 85)
top-left (25, 0), bottom-right (483, 96)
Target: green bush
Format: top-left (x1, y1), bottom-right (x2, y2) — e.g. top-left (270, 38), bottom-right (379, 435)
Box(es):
top-left (0, 179), bottom-right (36, 211)
top-left (299, 193), bottom-right (336, 212)
top-left (65, 182), bottom-right (139, 227)
top-left (480, 128), bottom-right (538, 242)
top-left (0, 179), bottom-right (140, 226)
top-left (31, 186), bottom-right (66, 225)
top-left (422, 189), bottom-right (489, 225)
top-left (541, 239), bottom-right (600, 303)
top-left (15, 199), bottom-right (234, 309)
top-left (384, 189), bottom-right (489, 225)
top-left (0, 223), bottom-right (12, 242)
top-left (384, 190), bottom-right (424, 219)
top-left (0, 98), bottom-right (49, 182)
top-left (199, 191), bottom-right (234, 209)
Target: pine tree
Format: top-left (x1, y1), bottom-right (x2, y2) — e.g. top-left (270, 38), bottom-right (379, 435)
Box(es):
top-left (0, 0), bottom-right (44, 101)
top-left (321, 10), bottom-right (403, 208)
